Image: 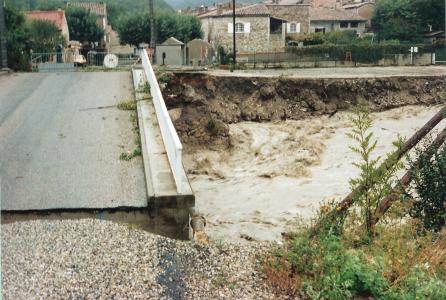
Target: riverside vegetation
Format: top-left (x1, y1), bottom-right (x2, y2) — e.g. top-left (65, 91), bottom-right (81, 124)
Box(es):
top-left (263, 105), bottom-right (446, 299)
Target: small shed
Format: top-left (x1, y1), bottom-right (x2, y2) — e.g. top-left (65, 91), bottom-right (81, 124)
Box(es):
top-left (156, 37), bottom-right (185, 66)
top-left (186, 39), bottom-right (214, 65)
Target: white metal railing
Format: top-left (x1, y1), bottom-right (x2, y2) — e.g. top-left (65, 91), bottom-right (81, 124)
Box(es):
top-left (141, 49), bottom-right (185, 194)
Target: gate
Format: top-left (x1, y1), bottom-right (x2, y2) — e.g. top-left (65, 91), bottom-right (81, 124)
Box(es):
top-left (434, 44), bottom-right (446, 64)
top-left (30, 51), bottom-right (140, 72)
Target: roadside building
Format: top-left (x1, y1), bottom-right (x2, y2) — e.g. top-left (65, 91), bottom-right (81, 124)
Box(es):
top-left (186, 39), bottom-right (214, 65)
top-left (156, 37), bottom-right (185, 66)
top-left (26, 10), bottom-right (70, 42)
top-left (199, 3), bottom-right (289, 54)
top-left (309, 7), bottom-right (367, 35)
top-left (66, 2), bottom-right (109, 47)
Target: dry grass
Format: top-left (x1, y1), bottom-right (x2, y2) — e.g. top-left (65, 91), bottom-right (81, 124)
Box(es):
top-left (263, 256), bottom-right (302, 298)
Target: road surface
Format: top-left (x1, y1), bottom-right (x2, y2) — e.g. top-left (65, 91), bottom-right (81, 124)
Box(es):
top-left (200, 66), bottom-right (446, 78)
top-left (0, 72), bottom-right (146, 211)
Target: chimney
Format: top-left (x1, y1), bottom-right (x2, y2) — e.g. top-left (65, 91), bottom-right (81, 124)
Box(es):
top-left (217, 4), bottom-right (223, 15)
top-left (198, 5), bottom-right (204, 14)
top-left (228, 0), bottom-right (233, 9)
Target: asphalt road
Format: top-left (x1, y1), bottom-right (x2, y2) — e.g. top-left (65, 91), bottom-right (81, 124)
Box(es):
top-left (0, 72), bottom-right (147, 211)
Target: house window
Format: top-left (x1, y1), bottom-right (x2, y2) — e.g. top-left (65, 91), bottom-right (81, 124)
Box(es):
top-left (340, 21), bottom-right (349, 28)
top-left (315, 27), bottom-right (325, 34)
top-left (290, 23), bottom-right (297, 33)
top-left (350, 21), bottom-right (359, 28)
top-left (235, 22), bottom-right (244, 33)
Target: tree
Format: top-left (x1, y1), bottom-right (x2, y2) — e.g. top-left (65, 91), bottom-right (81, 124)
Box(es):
top-left (4, 5), bottom-right (31, 70)
top-left (409, 141), bottom-right (446, 232)
top-left (117, 13), bottom-right (150, 47)
top-left (372, 0), bottom-right (445, 42)
top-left (0, 0), bottom-right (8, 69)
top-left (27, 19), bottom-right (65, 52)
top-left (65, 7), bottom-right (104, 44)
top-left (117, 12), bottom-right (202, 47)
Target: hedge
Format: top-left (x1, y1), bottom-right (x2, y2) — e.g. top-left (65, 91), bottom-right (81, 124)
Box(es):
top-left (286, 42), bottom-right (445, 63)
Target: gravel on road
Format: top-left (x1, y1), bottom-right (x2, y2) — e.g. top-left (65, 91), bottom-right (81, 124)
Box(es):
top-left (2, 219), bottom-right (277, 299)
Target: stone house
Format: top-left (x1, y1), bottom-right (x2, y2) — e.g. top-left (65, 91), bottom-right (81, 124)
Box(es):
top-left (199, 4), bottom-right (288, 54)
top-left (66, 2), bottom-right (109, 47)
top-left (309, 7), bottom-right (367, 35)
top-left (26, 10), bottom-right (70, 43)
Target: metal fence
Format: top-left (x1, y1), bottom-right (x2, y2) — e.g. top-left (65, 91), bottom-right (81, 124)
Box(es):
top-left (30, 52), bottom-right (140, 72)
top-left (233, 51), bottom-right (435, 69)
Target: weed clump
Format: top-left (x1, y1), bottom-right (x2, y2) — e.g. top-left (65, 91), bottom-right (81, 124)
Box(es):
top-left (117, 99), bottom-right (137, 111)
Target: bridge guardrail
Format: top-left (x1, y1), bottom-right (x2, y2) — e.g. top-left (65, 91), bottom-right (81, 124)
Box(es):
top-left (141, 49), bottom-right (185, 194)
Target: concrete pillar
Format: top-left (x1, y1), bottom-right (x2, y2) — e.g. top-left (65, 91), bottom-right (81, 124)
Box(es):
top-left (0, 0), bottom-right (8, 69)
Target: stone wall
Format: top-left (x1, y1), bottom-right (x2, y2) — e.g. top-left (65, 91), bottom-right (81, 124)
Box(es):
top-left (201, 16), bottom-right (286, 53)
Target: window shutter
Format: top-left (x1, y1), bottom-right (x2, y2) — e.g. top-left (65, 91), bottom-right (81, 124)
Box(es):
top-left (287, 23), bottom-right (291, 33)
top-left (228, 23), bottom-right (233, 33)
top-left (297, 23), bottom-right (301, 33)
top-left (245, 22), bottom-right (250, 33)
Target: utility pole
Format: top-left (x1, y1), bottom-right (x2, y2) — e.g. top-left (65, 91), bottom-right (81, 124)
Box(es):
top-left (232, 0), bottom-right (236, 65)
top-left (149, 0), bottom-right (156, 62)
top-left (0, 0), bottom-right (8, 70)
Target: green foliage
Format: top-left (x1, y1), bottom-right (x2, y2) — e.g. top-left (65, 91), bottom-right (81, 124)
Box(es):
top-left (217, 45), bottom-right (232, 65)
top-left (408, 140), bottom-right (446, 232)
top-left (372, 0), bottom-right (445, 42)
top-left (116, 12), bottom-right (202, 47)
top-left (286, 42), bottom-right (445, 63)
top-left (26, 19), bottom-right (65, 53)
top-left (65, 7), bottom-right (104, 44)
top-left (289, 30), bottom-right (363, 46)
top-left (4, 5), bottom-right (31, 70)
top-left (347, 105), bottom-right (404, 236)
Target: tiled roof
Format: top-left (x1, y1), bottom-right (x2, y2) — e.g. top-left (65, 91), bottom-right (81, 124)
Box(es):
top-left (26, 10), bottom-right (67, 31)
top-left (66, 2), bottom-right (107, 16)
top-left (310, 7), bottom-right (366, 21)
top-left (313, 0), bottom-right (337, 8)
top-left (264, 0), bottom-right (311, 5)
top-left (199, 4), bottom-right (271, 18)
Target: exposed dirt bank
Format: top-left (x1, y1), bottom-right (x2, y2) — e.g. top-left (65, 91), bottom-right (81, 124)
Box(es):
top-left (163, 73), bottom-right (444, 147)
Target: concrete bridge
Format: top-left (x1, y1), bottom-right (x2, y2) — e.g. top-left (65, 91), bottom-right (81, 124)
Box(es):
top-left (0, 50), bottom-right (194, 238)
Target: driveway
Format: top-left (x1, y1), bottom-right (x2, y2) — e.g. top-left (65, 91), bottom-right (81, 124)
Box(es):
top-left (0, 72), bottom-right (146, 211)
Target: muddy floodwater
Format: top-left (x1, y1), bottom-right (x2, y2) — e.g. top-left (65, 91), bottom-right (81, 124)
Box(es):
top-left (183, 105), bottom-right (445, 242)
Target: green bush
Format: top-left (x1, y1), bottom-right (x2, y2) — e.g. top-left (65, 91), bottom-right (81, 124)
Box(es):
top-left (408, 141), bottom-right (446, 232)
